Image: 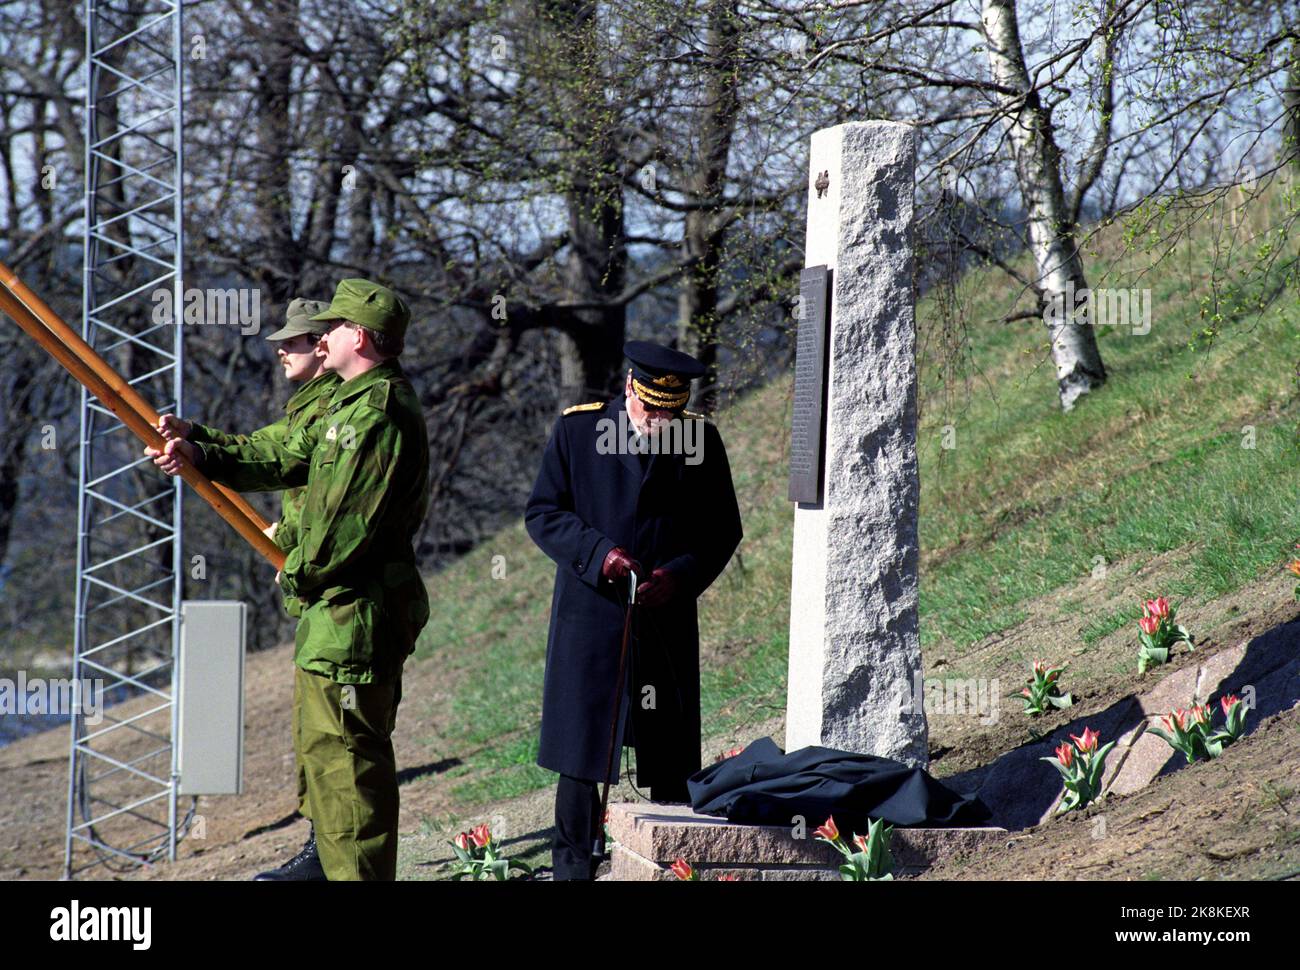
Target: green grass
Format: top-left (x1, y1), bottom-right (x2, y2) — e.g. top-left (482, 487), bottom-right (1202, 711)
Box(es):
top-left (412, 179), bottom-right (1300, 811)
top-left (1080, 606), bottom-right (1137, 646)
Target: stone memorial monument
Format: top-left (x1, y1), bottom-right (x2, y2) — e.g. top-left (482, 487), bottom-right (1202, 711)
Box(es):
top-left (785, 120), bottom-right (929, 769)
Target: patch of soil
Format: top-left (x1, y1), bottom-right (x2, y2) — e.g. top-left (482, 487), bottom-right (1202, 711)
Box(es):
top-left (921, 708), bottom-right (1300, 881)
top-left (922, 550), bottom-right (1300, 782)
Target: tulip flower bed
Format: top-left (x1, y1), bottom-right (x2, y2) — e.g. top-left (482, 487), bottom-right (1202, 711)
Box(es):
top-left (667, 816), bottom-right (896, 882)
top-left (449, 824), bottom-right (533, 880)
top-left (670, 858), bottom-right (738, 881)
top-left (1136, 597), bottom-right (1193, 673)
top-left (1019, 658), bottom-right (1073, 716)
top-left (1042, 726), bottom-right (1116, 814)
top-left (671, 857), bottom-right (699, 881)
top-left (814, 815), bottom-right (895, 881)
top-left (1147, 695), bottom-right (1250, 763)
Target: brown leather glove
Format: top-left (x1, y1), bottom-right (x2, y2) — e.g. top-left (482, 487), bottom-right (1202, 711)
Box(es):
top-left (601, 546), bottom-right (641, 581)
top-left (636, 567), bottom-right (678, 608)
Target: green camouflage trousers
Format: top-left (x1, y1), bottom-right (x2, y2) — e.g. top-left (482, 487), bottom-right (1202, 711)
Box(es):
top-left (293, 671), bottom-right (309, 820)
top-left (293, 664), bottom-right (403, 880)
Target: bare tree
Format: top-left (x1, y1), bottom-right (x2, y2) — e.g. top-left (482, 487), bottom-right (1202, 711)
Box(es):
top-left (11, 0), bottom-right (1295, 659)
top-left (0, 0), bottom-right (85, 588)
top-left (752, 0), bottom-right (1300, 413)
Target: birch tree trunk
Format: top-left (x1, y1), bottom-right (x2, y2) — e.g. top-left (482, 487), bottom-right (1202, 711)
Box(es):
top-left (982, 0), bottom-right (1107, 411)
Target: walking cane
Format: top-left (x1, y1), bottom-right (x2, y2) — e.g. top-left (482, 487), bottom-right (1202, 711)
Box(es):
top-left (594, 570), bottom-right (636, 862)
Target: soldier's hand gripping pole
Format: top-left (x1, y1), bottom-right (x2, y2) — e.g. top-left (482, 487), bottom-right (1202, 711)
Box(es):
top-left (595, 570), bottom-right (636, 863)
top-left (0, 264), bottom-right (285, 570)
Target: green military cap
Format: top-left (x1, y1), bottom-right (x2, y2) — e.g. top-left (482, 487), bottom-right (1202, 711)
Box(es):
top-left (265, 297), bottom-right (332, 342)
top-left (310, 278), bottom-right (411, 342)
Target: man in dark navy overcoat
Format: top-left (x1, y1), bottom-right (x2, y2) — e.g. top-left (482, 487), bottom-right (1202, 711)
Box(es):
top-left (525, 341), bottom-right (742, 880)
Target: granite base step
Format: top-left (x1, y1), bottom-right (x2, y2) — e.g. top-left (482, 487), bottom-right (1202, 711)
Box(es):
top-left (605, 802), bottom-right (1007, 881)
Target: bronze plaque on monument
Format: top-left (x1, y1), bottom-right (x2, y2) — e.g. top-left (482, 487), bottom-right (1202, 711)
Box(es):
top-left (789, 265), bottom-right (830, 505)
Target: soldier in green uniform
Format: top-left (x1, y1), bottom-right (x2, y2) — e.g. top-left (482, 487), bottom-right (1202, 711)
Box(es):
top-left (147, 279), bottom-right (430, 881)
top-left (156, 296), bottom-right (339, 879)
top-left (159, 297), bottom-right (339, 571)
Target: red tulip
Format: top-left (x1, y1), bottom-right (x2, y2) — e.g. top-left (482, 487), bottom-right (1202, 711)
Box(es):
top-left (1146, 597), bottom-right (1170, 619)
top-left (1220, 694), bottom-right (1240, 716)
top-left (1033, 658), bottom-right (1048, 676)
top-left (671, 858), bottom-right (694, 881)
top-left (1139, 614), bottom-right (1160, 636)
top-left (720, 746), bottom-right (744, 760)
top-left (470, 823), bottom-right (491, 848)
top-left (1070, 726), bottom-right (1100, 754)
top-left (1055, 742), bottom-right (1074, 768)
top-left (814, 816), bottom-right (840, 842)
top-left (716, 874), bottom-right (740, 881)
top-left (1191, 703), bottom-right (1212, 726)
top-left (1288, 560), bottom-right (1300, 578)
top-left (454, 832), bottom-right (471, 851)
top-left (1164, 708), bottom-right (1190, 732)
top-left (853, 833), bottom-right (870, 852)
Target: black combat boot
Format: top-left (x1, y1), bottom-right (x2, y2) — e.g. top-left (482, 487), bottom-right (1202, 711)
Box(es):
top-left (253, 829), bottom-right (327, 881)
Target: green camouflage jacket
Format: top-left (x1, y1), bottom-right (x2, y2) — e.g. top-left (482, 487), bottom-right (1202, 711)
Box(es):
top-left (195, 360), bottom-right (431, 684)
top-left (188, 371), bottom-right (340, 572)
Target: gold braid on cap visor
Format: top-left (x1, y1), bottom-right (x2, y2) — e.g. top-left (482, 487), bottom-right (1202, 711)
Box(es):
top-left (632, 377), bottom-right (690, 409)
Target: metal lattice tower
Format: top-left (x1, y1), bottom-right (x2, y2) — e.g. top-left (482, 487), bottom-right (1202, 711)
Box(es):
top-left (65, 0), bottom-right (186, 878)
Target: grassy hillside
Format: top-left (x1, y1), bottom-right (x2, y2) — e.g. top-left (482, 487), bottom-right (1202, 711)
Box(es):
top-left (411, 180), bottom-right (1300, 814)
top-left (10, 178), bottom-right (1298, 884)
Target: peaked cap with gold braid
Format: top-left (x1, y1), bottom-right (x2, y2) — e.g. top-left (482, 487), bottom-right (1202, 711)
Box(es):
top-left (624, 339), bottom-right (706, 411)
